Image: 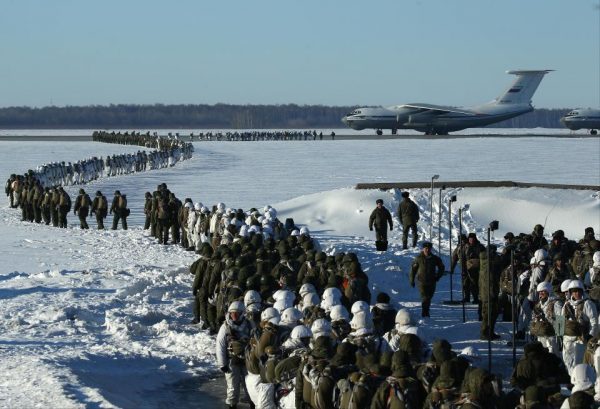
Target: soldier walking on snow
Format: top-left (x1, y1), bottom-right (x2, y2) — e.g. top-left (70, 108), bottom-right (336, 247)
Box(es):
top-left (410, 242), bottom-right (445, 317)
top-left (368, 199), bottom-right (393, 251)
top-left (397, 191), bottom-right (420, 249)
top-left (73, 188), bottom-right (92, 229)
top-left (91, 191), bottom-right (108, 230)
top-left (110, 190), bottom-right (129, 230)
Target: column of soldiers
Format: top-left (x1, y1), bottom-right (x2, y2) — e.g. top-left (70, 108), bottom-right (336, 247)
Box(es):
top-left (189, 130), bottom-right (330, 141)
top-left (5, 172), bottom-right (129, 230)
top-left (6, 141), bottom-right (192, 197)
top-left (190, 203), bottom-right (583, 409)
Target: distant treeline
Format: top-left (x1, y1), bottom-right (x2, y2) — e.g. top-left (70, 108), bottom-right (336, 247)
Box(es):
top-left (0, 104), bottom-right (572, 129)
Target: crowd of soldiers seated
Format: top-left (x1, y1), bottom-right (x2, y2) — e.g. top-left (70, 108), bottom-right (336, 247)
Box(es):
top-left (187, 204), bottom-right (600, 408)
top-left (92, 130), bottom-right (195, 151)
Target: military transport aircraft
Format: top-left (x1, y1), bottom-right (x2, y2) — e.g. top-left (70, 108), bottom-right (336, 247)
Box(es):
top-left (341, 70), bottom-right (553, 135)
top-left (561, 108), bottom-right (600, 135)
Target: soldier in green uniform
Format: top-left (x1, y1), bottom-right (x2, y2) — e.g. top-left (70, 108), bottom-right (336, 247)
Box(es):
top-left (91, 191), bottom-right (108, 230)
top-left (409, 242), bottom-right (445, 317)
top-left (110, 190), bottom-right (128, 230)
top-left (397, 191), bottom-right (419, 250)
top-left (143, 192), bottom-right (152, 230)
top-left (73, 188), bottom-right (92, 229)
top-left (368, 199), bottom-right (393, 251)
top-left (57, 187), bottom-right (71, 228)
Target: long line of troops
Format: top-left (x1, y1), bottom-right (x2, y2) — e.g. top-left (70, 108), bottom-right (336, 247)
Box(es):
top-left (93, 129), bottom-right (337, 142)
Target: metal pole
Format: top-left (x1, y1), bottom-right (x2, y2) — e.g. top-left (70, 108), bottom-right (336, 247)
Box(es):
top-left (437, 186), bottom-right (443, 255)
top-left (430, 178), bottom-right (434, 240)
top-left (511, 249), bottom-right (517, 369)
top-left (459, 208), bottom-right (466, 323)
top-left (487, 227), bottom-right (492, 373)
top-left (449, 199), bottom-right (453, 303)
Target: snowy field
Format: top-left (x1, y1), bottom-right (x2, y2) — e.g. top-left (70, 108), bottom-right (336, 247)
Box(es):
top-left (0, 136), bottom-right (599, 408)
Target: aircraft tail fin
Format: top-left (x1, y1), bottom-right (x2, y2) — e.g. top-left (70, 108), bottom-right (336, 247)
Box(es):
top-left (493, 70), bottom-right (553, 105)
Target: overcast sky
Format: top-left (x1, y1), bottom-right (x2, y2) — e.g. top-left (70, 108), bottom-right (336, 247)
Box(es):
top-left (1, 0), bottom-right (599, 109)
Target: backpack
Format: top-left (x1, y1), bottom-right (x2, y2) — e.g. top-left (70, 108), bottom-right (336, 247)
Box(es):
top-left (97, 196), bottom-right (107, 210)
top-left (80, 194), bottom-right (91, 208)
top-left (118, 195), bottom-right (127, 209)
top-left (338, 371), bottom-right (381, 409)
top-left (303, 356), bottom-right (335, 409)
top-left (383, 377), bottom-right (419, 409)
top-left (427, 387), bottom-right (459, 409)
top-left (157, 197), bottom-right (169, 219)
top-left (60, 193), bottom-right (71, 212)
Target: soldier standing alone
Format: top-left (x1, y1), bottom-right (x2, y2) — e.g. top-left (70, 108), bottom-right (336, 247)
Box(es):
top-left (410, 242), bottom-right (445, 317)
top-left (368, 199), bottom-right (393, 251)
top-left (397, 191), bottom-right (419, 249)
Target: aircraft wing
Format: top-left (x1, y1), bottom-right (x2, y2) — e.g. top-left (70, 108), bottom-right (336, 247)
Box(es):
top-left (401, 103), bottom-right (478, 116)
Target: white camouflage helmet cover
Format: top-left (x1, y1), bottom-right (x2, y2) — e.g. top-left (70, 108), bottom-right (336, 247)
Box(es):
top-left (320, 296), bottom-right (341, 313)
top-left (184, 202), bottom-right (194, 209)
top-left (281, 307), bottom-right (303, 325)
top-left (290, 229), bottom-right (300, 237)
top-left (274, 298), bottom-right (293, 313)
top-left (273, 289), bottom-right (295, 304)
top-left (593, 251), bottom-right (600, 267)
top-left (291, 325), bottom-right (312, 339)
top-left (395, 309), bottom-right (413, 326)
top-left (228, 300), bottom-right (246, 313)
top-left (299, 283), bottom-right (317, 298)
top-left (244, 290), bottom-right (262, 307)
top-left (561, 279), bottom-right (573, 293)
top-left (261, 307), bottom-right (280, 324)
top-left (311, 318), bottom-right (332, 338)
top-left (299, 226), bottom-right (310, 236)
top-left (217, 202), bottom-right (226, 212)
top-left (193, 202), bottom-right (202, 211)
top-left (322, 287), bottom-right (342, 302)
top-left (536, 281), bottom-right (553, 294)
top-left (302, 293), bottom-right (320, 309)
top-left (351, 300), bottom-right (370, 315)
top-left (350, 311), bottom-right (374, 331)
top-left (329, 304), bottom-right (350, 322)
top-left (533, 248), bottom-right (548, 264)
top-left (568, 280), bottom-right (584, 291)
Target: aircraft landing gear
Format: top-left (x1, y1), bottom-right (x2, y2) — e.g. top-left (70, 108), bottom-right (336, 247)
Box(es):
top-left (376, 129), bottom-right (383, 136)
top-left (391, 129), bottom-right (397, 135)
top-left (591, 129), bottom-right (598, 135)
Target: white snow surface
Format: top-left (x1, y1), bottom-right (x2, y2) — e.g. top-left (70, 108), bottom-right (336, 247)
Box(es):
top-left (0, 137), bottom-right (599, 408)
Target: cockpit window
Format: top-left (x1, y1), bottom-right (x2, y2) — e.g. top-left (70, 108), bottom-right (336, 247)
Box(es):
top-left (566, 111), bottom-right (577, 117)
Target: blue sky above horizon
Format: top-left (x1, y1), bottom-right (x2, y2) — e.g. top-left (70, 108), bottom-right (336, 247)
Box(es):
top-left (1, 0), bottom-right (599, 109)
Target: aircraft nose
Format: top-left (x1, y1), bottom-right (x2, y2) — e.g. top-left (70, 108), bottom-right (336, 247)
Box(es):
top-left (341, 116), bottom-right (349, 126)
